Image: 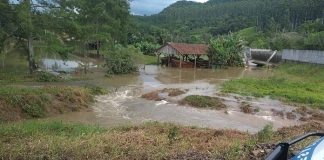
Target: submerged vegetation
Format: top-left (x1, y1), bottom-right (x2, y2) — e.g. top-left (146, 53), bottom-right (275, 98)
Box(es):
top-left (0, 121), bottom-right (322, 160)
top-left (141, 88), bottom-right (187, 101)
top-left (222, 63), bottom-right (324, 109)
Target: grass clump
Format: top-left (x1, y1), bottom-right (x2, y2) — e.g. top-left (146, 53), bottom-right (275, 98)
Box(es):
top-left (84, 84), bottom-right (108, 95)
top-left (257, 124), bottom-right (274, 143)
top-left (35, 71), bottom-right (62, 82)
top-left (222, 62), bottom-right (324, 110)
top-left (182, 95), bottom-right (227, 109)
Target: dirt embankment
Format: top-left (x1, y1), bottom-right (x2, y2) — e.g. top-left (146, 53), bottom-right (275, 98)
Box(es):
top-left (0, 86), bottom-right (96, 122)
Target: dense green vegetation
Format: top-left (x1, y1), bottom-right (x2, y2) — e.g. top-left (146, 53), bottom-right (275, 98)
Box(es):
top-left (132, 0), bottom-right (324, 50)
top-left (222, 63), bottom-right (324, 109)
top-left (0, 120), bottom-right (322, 159)
top-left (209, 34), bottom-right (244, 67)
top-left (105, 46), bottom-right (138, 75)
top-left (0, 0), bottom-right (133, 75)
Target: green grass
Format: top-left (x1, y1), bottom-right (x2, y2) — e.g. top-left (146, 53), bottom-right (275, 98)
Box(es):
top-left (134, 54), bottom-right (158, 65)
top-left (0, 120), bottom-right (106, 137)
top-left (0, 120), bottom-right (321, 160)
top-left (222, 63), bottom-right (324, 109)
top-left (182, 95), bottom-right (227, 109)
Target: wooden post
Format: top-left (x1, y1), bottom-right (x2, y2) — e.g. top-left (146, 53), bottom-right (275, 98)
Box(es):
top-left (194, 54), bottom-right (197, 69)
top-left (168, 55), bottom-right (171, 67)
top-left (157, 53), bottom-right (161, 65)
top-left (179, 54), bottom-right (182, 68)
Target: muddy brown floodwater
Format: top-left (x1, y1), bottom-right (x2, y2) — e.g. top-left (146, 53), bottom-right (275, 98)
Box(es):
top-left (51, 65), bottom-right (300, 133)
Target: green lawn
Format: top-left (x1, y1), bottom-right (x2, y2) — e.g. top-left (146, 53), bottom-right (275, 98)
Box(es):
top-left (222, 63), bottom-right (324, 109)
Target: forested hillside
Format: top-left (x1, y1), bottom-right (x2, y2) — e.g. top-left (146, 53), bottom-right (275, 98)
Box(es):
top-left (131, 0), bottom-right (324, 50)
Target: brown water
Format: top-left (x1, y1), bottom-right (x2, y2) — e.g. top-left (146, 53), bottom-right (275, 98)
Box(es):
top-left (51, 65), bottom-right (299, 133)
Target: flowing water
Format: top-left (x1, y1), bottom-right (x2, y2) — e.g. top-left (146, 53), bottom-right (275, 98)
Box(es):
top-left (52, 65), bottom-right (299, 133)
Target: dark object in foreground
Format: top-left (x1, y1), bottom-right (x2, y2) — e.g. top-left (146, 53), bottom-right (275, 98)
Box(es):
top-left (266, 132), bottom-right (324, 160)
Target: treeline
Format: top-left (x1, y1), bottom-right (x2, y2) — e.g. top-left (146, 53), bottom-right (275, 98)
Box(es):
top-left (131, 0), bottom-right (324, 50)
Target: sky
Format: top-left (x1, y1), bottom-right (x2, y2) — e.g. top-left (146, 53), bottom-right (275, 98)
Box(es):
top-left (130, 0), bottom-right (208, 16)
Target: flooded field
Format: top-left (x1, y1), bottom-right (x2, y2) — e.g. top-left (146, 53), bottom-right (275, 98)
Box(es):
top-left (51, 65), bottom-right (300, 133)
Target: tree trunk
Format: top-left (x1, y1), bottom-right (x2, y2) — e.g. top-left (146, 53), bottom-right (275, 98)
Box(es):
top-left (96, 41), bottom-right (100, 58)
top-left (2, 47), bottom-right (6, 69)
top-left (28, 36), bottom-right (36, 74)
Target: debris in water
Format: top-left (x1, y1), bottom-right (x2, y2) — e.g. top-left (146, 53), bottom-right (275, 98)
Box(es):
top-left (286, 112), bottom-right (297, 120)
top-left (271, 109), bottom-right (284, 118)
top-left (141, 88), bottom-right (187, 101)
top-left (141, 91), bottom-right (164, 101)
top-left (240, 102), bottom-right (260, 114)
top-left (156, 100), bottom-right (168, 106)
top-left (161, 88), bottom-right (186, 97)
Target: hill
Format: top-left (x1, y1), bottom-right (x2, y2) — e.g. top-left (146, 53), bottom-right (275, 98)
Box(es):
top-left (131, 0), bottom-right (324, 50)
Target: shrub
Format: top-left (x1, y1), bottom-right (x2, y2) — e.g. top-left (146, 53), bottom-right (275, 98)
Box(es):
top-left (105, 46), bottom-right (138, 75)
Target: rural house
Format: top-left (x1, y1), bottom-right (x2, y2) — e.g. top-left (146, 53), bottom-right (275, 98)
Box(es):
top-left (156, 42), bottom-right (210, 68)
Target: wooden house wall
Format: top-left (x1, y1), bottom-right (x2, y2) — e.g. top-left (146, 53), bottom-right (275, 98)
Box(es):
top-left (158, 45), bottom-right (179, 56)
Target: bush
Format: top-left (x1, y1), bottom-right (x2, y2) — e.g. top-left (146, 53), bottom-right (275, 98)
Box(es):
top-left (209, 34), bottom-right (244, 67)
top-left (105, 46), bottom-right (138, 75)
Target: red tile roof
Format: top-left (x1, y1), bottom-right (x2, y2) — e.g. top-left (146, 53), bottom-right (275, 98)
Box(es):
top-left (162, 42), bottom-right (209, 55)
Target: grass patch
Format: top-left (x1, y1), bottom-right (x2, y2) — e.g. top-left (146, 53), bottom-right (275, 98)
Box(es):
top-left (134, 53), bottom-right (158, 65)
top-left (181, 95), bottom-right (227, 109)
top-left (222, 63), bottom-right (324, 109)
top-left (0, 120), bottom-right (322, 160)
top-left (0, 86), bottom-right (96, 122)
